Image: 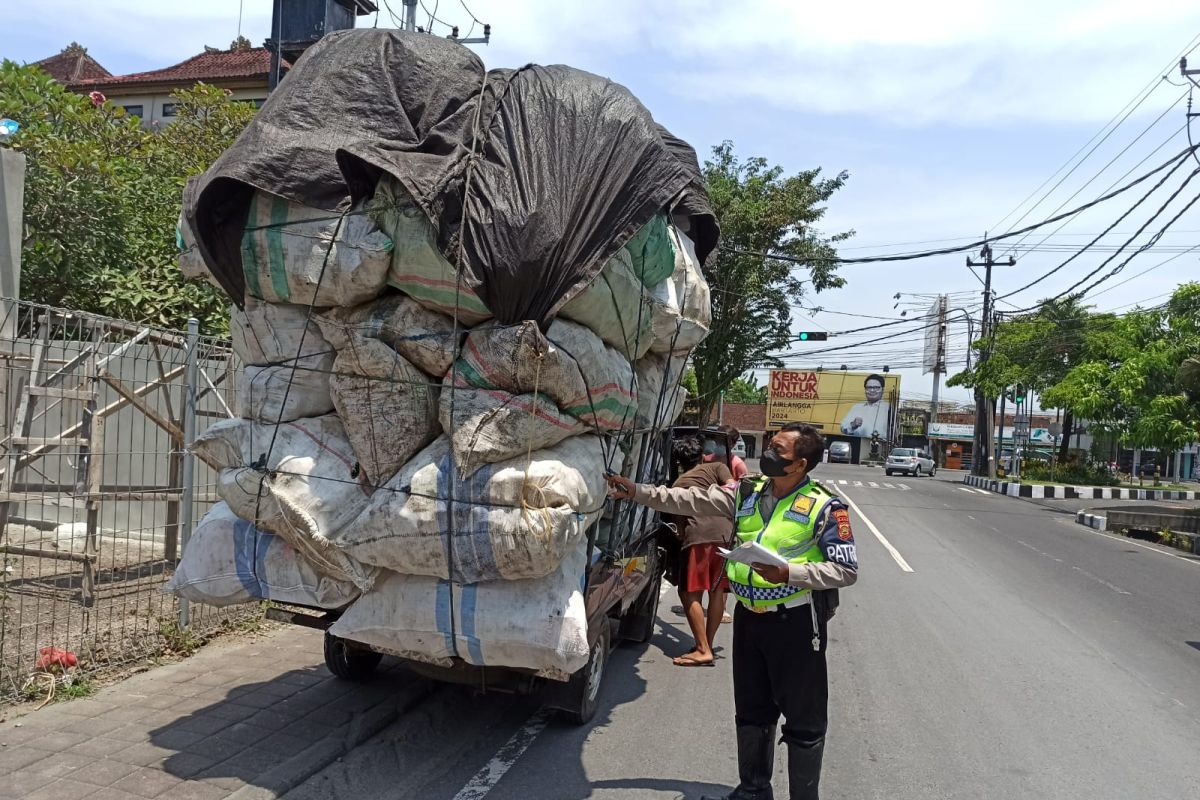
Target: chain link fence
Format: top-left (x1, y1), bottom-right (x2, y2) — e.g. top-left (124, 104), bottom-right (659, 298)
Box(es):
top-left (0, 299), bottom-right (254, 702)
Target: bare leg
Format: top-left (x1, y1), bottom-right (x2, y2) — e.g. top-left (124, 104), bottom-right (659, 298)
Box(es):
top-left (675, 589), bottom-right (714, 665)
top-left (705, 586), bottom-right (727, 654)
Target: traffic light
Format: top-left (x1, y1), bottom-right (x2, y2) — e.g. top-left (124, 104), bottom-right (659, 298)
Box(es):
top-left (795, 332), bottom-right (829, 341)
top-left (1014, 384), bottom-right (1026, 405)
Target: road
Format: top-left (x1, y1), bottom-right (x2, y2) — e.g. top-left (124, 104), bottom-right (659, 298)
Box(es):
top-left (285, 463), bottom-right (1200, 800)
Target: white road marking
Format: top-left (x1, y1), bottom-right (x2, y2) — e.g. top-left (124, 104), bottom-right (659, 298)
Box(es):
top-left (853, 481), bottom-right (863, 487)
top-left (1017, 539), bottom-right (1131, 594)
top-left (898, 483), bottom-right (910, 491)
top-left (839, 489), bottom-right (914, 573)
top-left (452, 708), bottom-right (552, 800)
top-left (967, 515), bottom-right (976, 521)
top-left (868, 481), bottom-right (880, 488)
top-left (838, 480), bottom-right (849, 485)
top-left (1068, 523), bottom-right (1200, 567)
top-left (958, 486), bottom-right (978, 494)
top-left (884, 482), bottom-right (896, 489)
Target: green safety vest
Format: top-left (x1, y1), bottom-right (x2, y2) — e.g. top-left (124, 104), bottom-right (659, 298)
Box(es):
top-left (726, 478), bottom-right (834, 610)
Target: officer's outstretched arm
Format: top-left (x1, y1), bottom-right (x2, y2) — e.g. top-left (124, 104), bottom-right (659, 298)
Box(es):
top-left (786, 500), bottom-right (858, 590)
top-left (632, 483), bottom-right (736, 520)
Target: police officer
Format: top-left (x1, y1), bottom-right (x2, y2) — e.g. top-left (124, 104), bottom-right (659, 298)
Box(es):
top-left (607, 422), bottom-right (858, 800)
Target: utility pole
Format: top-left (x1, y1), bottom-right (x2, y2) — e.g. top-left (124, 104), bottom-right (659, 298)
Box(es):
top-left (930, 294), bottom-right (948, 425)
top-left (967, 242), bottom-right (1015, 478)
top-left (402, 0), bottom-right (418, 30)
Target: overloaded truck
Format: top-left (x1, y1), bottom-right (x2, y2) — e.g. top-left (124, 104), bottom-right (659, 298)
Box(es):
top-left (166, 29), bottom-right (719, 724)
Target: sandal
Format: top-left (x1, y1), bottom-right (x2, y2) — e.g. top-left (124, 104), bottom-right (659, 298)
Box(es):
top-left (673, 654), bottom-right (716, 667)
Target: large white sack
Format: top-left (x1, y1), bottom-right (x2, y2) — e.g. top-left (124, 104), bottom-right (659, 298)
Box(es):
top-left (371, 178), bottom-right (493, 325)
top-left (191, 415), bottom-right (378, 590)
top-left (634, 352), bottom-right (688, 429)
top-left (241, 191), bottom-right (393, 307)
top-left (177, 211), bottom-right (222, 289)
top-left (330, 338), bottom-right (440, 484)
top-left (559, 247), bottom-right (655, 362)
top-left (316, 293), bottom-right (460, 377)
top-left (649, 227), bottom-right (711, 353)
top-left (329, 547), bottom-right (589, 677)
top-left (238, 355), bottom-right (335, 423)
top-left (439, 375), bottom-right (585, 476)
top-left (166, 503), bottom-right (358, 609)
top-left (338, 435), bottom-right (609, 583)
top-left (456, 319), bottom-right (636, 432)
top-left (232, 298), bottom-right (332, 367)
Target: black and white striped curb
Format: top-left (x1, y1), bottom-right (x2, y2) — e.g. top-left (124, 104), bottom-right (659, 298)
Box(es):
top-left (962, 473), bottom-right (1197, 501)
top-left (1075, 511), bottom-right (1108, 531)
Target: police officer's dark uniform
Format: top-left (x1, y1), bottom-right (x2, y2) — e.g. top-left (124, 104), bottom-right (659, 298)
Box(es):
top-left (612, 423), bottom-right (858, 800)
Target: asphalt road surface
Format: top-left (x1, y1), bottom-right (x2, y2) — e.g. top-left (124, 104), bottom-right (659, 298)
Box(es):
top-left (285, 463), bottom-right (1200, 800)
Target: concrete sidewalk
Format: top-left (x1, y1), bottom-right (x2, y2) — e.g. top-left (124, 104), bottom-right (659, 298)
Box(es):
top-left (0, 627), bottom-right (429, 800)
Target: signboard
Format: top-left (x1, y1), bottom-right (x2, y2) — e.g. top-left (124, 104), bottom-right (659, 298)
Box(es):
top-left (767, 370), bottom-right (902, 437)
top-left (899, 408), bottom-right (930, 436)
top-left (922, 297), bottom-right (944, 375)
top-left (928, 423), bottom-right (1055, 444)
top-left (1048, 421), bottom-right (1062, 437)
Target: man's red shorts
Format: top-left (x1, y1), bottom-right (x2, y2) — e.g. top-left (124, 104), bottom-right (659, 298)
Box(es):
top-left (682, 542), bottom-right (729, 594)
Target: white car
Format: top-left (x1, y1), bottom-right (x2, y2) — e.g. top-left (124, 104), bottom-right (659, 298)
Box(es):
top-left (886, 448), bottom-right (936, 477)
top-left (731, 437), bottom-right (747, 460)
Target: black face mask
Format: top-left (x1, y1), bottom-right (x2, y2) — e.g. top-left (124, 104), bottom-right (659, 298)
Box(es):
top-left (760, 449), bottom-right (795, 477)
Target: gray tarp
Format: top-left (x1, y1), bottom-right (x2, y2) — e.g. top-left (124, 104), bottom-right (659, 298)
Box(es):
top-left (185, 29), bottom-right (717, 323)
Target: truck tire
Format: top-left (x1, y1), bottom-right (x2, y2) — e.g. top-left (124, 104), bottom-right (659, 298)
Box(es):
top-left (618, 566), bottom-right (663, 644)
top-left (562, 621), bottom-right (611, 725)
top-left (324, 631), bottom-right (382, 681)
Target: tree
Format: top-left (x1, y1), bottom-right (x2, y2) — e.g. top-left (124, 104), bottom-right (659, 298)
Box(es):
top-left (948, 296), bottom-right (1109, 459)
top-left (691, 142), bottom-right (850, 425)
top-left (0, 63), bottom-right (255, 332)
top-left (724, 374), bottom-right (768, 405)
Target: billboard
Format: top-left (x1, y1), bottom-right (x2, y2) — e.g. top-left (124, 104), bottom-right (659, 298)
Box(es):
top-left (767, 370), bottom-right (902, 437)
top-left (922, 296), bottom-right (945, 375)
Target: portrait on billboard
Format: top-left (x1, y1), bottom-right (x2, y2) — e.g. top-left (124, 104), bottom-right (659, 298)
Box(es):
top-left (839, 373), bottom-right (891, 437)
top-left (767, 369), bottom-right (901, 437)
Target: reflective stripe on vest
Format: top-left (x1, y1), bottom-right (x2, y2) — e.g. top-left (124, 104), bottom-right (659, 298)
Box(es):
top-left (726, 478), bottom-right (833, 609)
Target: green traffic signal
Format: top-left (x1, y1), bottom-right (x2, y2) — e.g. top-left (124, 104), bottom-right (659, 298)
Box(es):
top-left (796, 332), bottom-right (828, 342)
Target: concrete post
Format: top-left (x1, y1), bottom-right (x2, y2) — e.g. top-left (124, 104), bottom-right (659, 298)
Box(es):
top-left (0, 150), bottom-right (26, 435)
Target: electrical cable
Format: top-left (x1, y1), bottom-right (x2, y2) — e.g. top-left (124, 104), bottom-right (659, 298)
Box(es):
top-left (730, 144), bottom-right (1199, 267)
top-left (996, 150), bottom-right (1194, 299)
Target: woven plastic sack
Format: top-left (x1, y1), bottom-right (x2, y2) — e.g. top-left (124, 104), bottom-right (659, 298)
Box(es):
top-left (191, 415), bottom-right (378, 590)
top-left (634, 352), bottom-right (688, 429)
top-left (371, 178), bottom-right (492, 325)
top-left (648, 226), bottom-right (711, 353)
top-left (238, 354), bottom-right (336, 423)
top-left (177, 211), bottom-right (222, 289)
top-left (329, 547), bottom-right (589, 678)
top-left (241, 190), bottom-right (393, 307)
top-left (330, 338), bottom-right (440, 484)
top-left (316, 293), bottom-right (460, 377)
top-left (231, 298), bottom-right (332, 367)
top-left (558, 246), bottom-right (655, 362)
top-left (166, 503), bottom-right (358, 609)
top-left (337, 435), bottom-right (608, 583)
top-left (456, 319), bottom-right (636, 431)
top-left (439, 374), bottom-right (585, 476)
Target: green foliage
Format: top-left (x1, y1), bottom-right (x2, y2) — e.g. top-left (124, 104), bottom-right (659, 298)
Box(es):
top-left (1, 63), bottom-right (254, 332)
top-left (1020, 459), bottom-right (1118, 487)
top-left (692, 142), bottom-right (851, 424)
top-left (724, 374), bottom-right (768, 404)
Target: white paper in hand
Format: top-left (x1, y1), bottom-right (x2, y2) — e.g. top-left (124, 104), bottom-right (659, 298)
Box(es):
top-left (718, 542), bottom-right (789, 569)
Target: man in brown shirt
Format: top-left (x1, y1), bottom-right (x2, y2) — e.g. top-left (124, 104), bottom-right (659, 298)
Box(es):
top-left (668, 436), bottom-right (735, 667)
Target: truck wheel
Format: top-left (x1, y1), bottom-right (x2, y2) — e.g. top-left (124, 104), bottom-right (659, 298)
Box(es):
top-left (618, 564), bottom-right (662, 644)
top-left (562, 621), bottom-right (610, 725)
top-left (324, 631), bottom-right (382, 681)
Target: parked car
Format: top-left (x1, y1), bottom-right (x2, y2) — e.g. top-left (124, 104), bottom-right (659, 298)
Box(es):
top-left (886, 447), bottom-right (936, 477)
top-left (828, 441), bottom-right (852, 463)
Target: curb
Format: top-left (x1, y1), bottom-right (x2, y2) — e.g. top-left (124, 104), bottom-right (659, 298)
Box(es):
top-left (1075, 510), bottom-right (1108, 531)
top-left (224, 678), bottom-right (436, 800)
top-left (962, 474), bottom-right (1197, 501)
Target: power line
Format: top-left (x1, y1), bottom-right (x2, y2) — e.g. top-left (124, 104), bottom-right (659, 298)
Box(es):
top-left (996, 150), bottom-right (1195, 300)
top-left (732, 144), bottom-right (1199, 267)
top-left (989, 33), bottom-right (1200, 236)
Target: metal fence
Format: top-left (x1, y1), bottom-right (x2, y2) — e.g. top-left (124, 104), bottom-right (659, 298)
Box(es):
top-left (0, 299), bottom-right (251, 702)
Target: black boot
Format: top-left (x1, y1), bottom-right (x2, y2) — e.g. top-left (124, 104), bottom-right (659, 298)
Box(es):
top-left (700, 724), bottom-right (776, 800)
top-left (786, 737), bottom-right (825, 800)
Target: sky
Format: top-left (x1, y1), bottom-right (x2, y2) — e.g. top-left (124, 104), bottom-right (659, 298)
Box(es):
top-left (6, 0), bottom-right (1200, 409)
